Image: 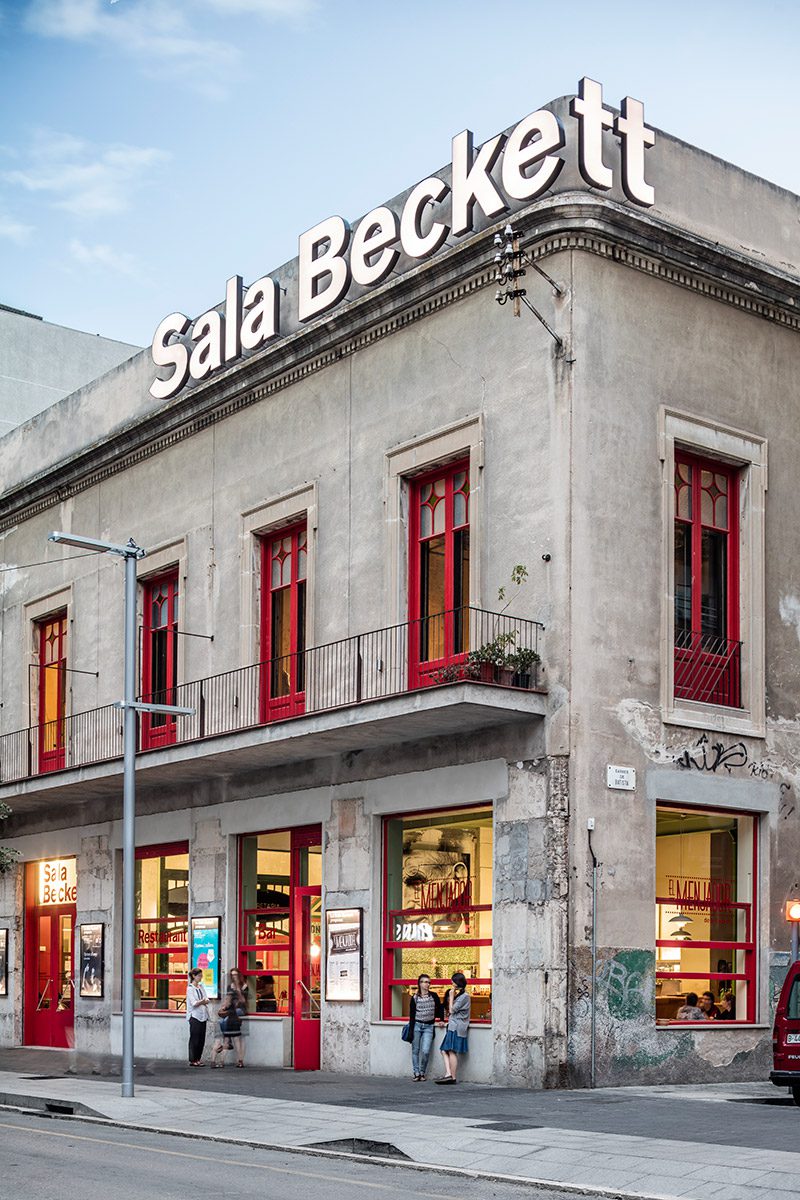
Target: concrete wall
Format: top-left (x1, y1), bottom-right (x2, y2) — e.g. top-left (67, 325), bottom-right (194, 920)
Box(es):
top-left (0, 306), bottom-right (138, 438)
top-left (565, 250), bottom-right (800, 1085)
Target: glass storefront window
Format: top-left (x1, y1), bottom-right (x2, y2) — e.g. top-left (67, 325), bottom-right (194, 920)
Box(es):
top-left (383, 805), bottom-right (492, 1023)
top-left (134, 842), bottom-right (189, 1011)
top-left (655, 806), bottom-right (756, 1024)
top-left (238, 828), bottom-right (322, 1016)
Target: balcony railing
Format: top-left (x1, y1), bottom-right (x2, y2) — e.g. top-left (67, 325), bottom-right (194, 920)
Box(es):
top-left (0, 606), bottom-right (543, 786)
top-left (674, 629), bottom-right (742, 709)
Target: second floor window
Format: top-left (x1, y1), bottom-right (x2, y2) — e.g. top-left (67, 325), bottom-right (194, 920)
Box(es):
top-left (261, 524), bottom-right (307, 720)
top-left (674, 453), bottom-right (740, 707)
top-left (409, 462), bottom-right (470, 683)
top-left (38, 611), bottom-right (67, 772)
top-left (141, 570), bottom-right (179, 749)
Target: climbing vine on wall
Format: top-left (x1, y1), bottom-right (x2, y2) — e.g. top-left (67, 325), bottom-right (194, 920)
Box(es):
top-left (0, 802), bottom-right (19, 875)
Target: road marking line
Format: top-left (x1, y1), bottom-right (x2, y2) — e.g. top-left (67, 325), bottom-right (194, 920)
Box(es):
top-left (0, 1119), bottom-right (451, 1198)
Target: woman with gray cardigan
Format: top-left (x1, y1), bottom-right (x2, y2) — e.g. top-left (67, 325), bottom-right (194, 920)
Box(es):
top-left (435, 971), bottom-right (470, 1084)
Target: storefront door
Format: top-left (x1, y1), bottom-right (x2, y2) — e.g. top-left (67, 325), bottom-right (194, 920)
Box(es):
top-left (24, 861), bottom-right (76, 1048)
top-left (292, 886), bottom-right (321, 1070)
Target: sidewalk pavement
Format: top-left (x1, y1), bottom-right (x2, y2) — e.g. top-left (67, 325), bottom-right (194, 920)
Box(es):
top-left (0, 1050), bottom-right (798, 1200)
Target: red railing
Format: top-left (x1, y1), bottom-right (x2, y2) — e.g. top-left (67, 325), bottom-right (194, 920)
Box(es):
top-left (674, 629), bottom-right (742, 708)
top-left (0, 606), bottom-right (543, 786)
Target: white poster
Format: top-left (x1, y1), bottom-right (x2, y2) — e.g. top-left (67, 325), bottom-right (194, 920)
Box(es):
top-left (325, 908), bottom-right (362, 1001)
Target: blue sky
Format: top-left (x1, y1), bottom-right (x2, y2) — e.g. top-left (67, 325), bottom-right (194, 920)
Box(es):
top-left (0, 0), bottom-right (798, 346)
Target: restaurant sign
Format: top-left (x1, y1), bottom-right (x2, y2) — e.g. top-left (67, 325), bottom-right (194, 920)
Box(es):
top-left (150, 77), bottom-right (655, 401)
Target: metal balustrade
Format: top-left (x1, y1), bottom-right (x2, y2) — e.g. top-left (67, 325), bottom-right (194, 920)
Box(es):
top-left (674, 629), bottom-right (742, 709)
top-left (0, 607), bottom-right (543, 786)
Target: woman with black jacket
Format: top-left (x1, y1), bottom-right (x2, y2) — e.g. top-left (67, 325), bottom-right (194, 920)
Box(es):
top-left (408, 974), bottom-right (444, 1081)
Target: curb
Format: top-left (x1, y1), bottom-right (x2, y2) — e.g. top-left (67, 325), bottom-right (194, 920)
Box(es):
top-left (0, 1099), bottom-right (678, 1200)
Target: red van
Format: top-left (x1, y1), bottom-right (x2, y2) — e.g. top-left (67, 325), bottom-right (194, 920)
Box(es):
top-left (771, 960), bottom-right (800, 1104)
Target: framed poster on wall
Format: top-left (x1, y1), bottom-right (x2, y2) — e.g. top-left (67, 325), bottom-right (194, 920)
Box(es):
top-left (0, 929), bottom-right (7, 997)
top-left (79, 923), bottom-right (104, 998)
top-left (191, 916), bottom-right (220, 1000)
top-left (325, 908), bottom-right (363, 1001)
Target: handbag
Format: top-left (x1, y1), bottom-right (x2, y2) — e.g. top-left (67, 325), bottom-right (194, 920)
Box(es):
top-left (401, 1022), bottom-right (413, 1043)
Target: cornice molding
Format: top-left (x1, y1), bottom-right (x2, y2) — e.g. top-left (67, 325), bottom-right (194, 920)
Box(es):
top-left (2, 194), bottom-right (799, 529)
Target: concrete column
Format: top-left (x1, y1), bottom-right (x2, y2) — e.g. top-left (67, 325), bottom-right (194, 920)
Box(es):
top-left (492, 757), bottom-right (569, 1088)
top-left (75, 833), bottom-right (114, 1055)
top-left (0, 861), bottom-right (23, 1047)
top-left (321, 794), bottom-right (371, 1074)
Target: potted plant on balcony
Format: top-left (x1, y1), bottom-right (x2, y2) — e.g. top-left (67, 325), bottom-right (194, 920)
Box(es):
top-left (467, 565), bottom-right (540, 686)
top-left (467, 631), bottom-right (519, 684)
top-left (508, 645), bottom-right (540, 689)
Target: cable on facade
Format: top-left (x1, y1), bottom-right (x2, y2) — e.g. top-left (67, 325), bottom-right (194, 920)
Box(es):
top-left (0, 552), bottom-right (98, 573)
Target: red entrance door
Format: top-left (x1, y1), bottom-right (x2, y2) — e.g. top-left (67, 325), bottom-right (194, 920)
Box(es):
top-left (290, 827), bottom-right (321, 1070)
top-left (24, 864), bottom-right (76, 1048)
top-left (292, 886), bottom-right (322, 1069)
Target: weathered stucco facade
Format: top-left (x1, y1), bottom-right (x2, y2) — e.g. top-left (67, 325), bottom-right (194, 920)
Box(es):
top-left (0, 88), bottom-right (799, 1087)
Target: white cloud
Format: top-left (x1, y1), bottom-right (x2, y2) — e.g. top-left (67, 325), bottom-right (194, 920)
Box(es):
top-left (201, 0), bottom-right (314, 12)
top-left (22, 0), bottom-right (314, 92)
top-left (68, 237), bottom-right (141, 278)
top-left (4, 130), bottom-right (169, 218)
top-left (0, 212), bottom-right (34, 244)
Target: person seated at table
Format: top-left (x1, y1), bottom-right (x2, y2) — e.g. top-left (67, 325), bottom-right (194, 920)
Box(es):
top-left (256, 974), bottom-right (278, 1013)
top-left (717, 991), bottom-right (736, 1020)
top-left (676, 992), bottom-right (705, 1020)
top-left (698, 990), bottom-right (721, 1019)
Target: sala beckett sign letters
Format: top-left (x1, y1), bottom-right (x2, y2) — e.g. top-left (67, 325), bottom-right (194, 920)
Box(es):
top-left (151, 77), bottom-right (654, 401)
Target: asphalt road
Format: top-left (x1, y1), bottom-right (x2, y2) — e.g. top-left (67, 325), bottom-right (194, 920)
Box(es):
top-left (0, 1111), bottom-right (568, 1200)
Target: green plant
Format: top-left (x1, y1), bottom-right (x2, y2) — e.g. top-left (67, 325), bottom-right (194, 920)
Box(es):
top-left (508, 645), bottom-right (540, 675)
top-left (468, 630), bottom-right (517, 669)
top-left (0, 802), bottom-right (19, 875)
top-left (497, 563), bottom-right (528, 611)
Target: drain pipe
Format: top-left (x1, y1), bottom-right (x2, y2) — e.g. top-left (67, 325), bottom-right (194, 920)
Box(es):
top-left (588, 819), bottom-right (600, 1089)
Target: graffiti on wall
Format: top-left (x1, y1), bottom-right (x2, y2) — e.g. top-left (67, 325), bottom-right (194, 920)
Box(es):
top-left (674, 733), bottom-right (777, 779)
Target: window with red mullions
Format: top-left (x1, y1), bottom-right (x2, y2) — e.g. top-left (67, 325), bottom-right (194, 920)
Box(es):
top-left (674, 452), bottom-right (740, 707)
top-left (141, 570), bottom-right (179, 749)
top-left (37, 611), bottom-right (67, 773)
top-left (134, 842), bottom-right (189, 1012)
top-left (260, 523), bottom-right (307, 721)
top-left (655, 806), bottom-right (756, 1025)
top-left (383, 805), bottom-right (492, 1024)
top-left (408, 462), bottom-right (470, 686)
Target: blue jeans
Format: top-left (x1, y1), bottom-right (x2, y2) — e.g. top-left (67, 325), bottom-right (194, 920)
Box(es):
top-left (411, 1022), bottom-right (435, 1076)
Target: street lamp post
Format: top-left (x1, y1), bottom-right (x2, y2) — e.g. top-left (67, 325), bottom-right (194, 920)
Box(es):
top-left (48, 532), bottom-right (193, 1098)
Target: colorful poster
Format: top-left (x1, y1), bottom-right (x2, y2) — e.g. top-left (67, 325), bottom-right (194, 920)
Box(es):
top-left (191, 917), bottom-right (220, 999)
top-left (79, 924), bottom-right (104, 998)
top-left (325, 908), bottom-right (362, 1001)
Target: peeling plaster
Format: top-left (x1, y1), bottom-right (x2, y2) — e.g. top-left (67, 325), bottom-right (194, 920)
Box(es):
top-left (779, 594), bottom-right (800, 646)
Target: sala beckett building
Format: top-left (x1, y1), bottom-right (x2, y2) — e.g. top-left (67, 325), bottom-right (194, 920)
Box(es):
top-left (0, 79), bottom-right (798, 1087)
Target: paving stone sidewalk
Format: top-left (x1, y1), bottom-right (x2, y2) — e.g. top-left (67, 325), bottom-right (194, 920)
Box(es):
top-left (0, 1056), bottom-right (797, 1200)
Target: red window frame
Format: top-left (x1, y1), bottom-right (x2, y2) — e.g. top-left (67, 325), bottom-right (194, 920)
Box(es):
top-left (674, 452), bottom-right (741, 707)
top-left (141, 569), bottom-right (179, 749)
top-left (134, 841), bottom-right (189, 1012)
top-left (655, 804), bottom-right (757, 1026)
top-left (260, 522), bottom-right (307, 722)
top-left (382, 804), bottom-right (492, 1024)
top-left (408, 460), bottom-right (470, 687)
top-left (37, 611), bottom-right (67, 773)
top-left (237, 824), bottom-right (322, 1019)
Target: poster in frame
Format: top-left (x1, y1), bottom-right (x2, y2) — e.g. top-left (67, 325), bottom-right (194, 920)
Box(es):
top-left (79, 923), bottom-right (104, 998)
top-left (190, 916), bottom-right (221, 1000)
top-left (325, 908), bottom-right (363, 1002)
